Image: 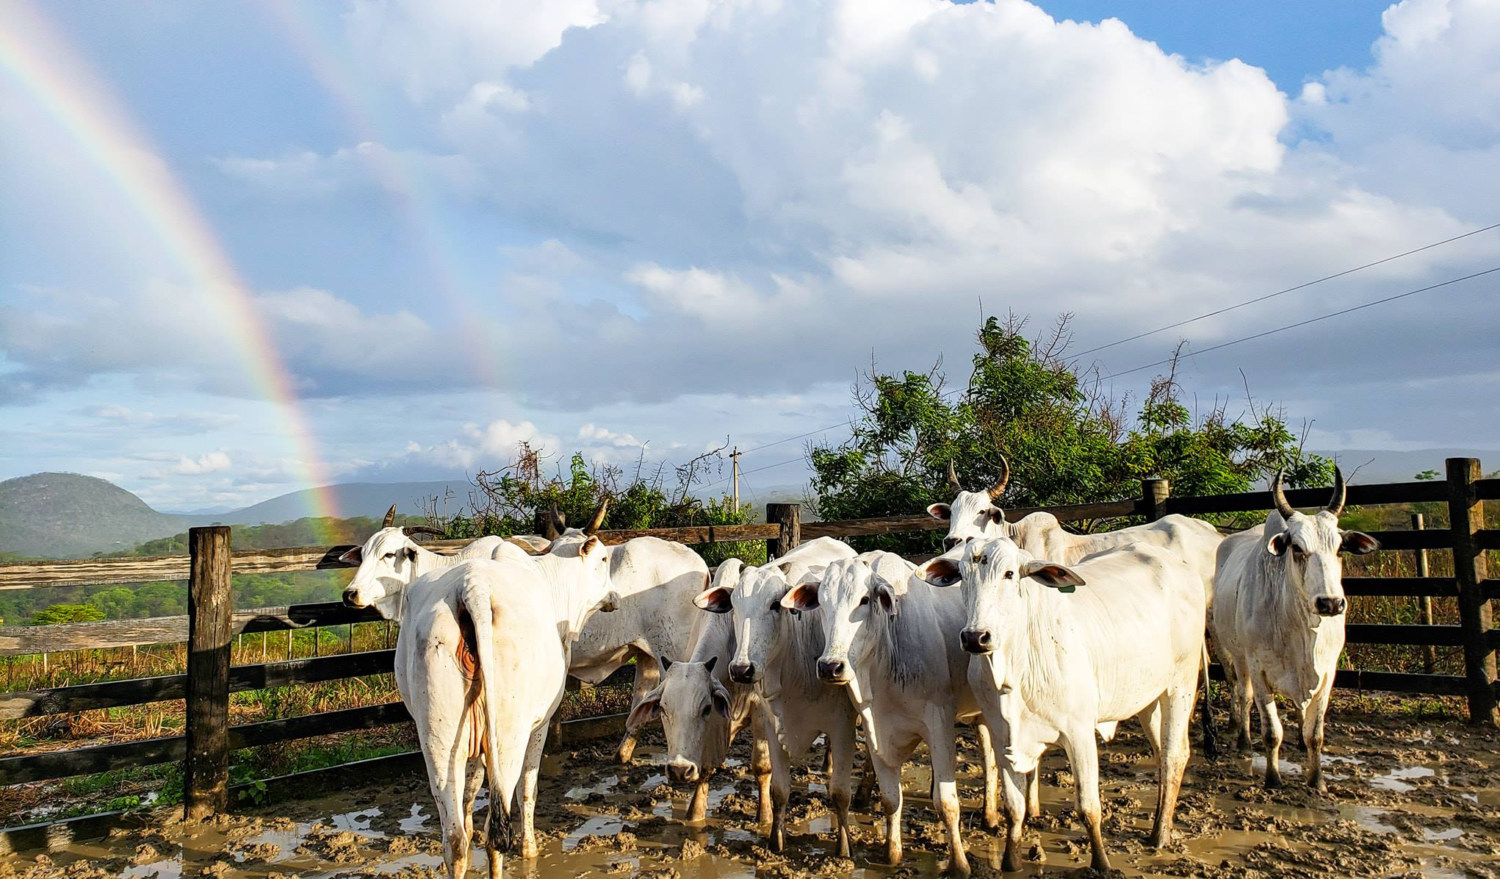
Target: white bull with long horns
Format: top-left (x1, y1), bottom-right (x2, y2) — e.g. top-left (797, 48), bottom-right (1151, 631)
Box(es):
top-left (1211, 467), bottom-right (1378, 791)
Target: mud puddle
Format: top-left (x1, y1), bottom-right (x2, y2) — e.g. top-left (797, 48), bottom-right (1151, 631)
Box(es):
top-left (3, 695), bottom-right (1498, 878)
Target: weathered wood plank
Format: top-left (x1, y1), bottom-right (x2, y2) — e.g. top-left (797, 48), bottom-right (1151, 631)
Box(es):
top-left (1344, 623), bottom-right (1467, 646)
top-left (1474, 478), bottom-right (1500, 502)
top-left (184, 526), bottom-right (232, 821)
top-left (1342, 577), bottom-right (1456, 597)
top-left (803, 515), bottom-right (946, 539)
top-left (1165, 480), bottom-right (1449, 516)
top-left (1447, 458), bottom-right (1497, 726)
top-left (767, 503), bottom-right (801, 558)
top-left (0, 603), bottom-right (385, 656)
top-left (228, 702), bottom-right (410, 749)
top-left (1358, 529), bottom-right (1453, 551)
top-left (0, 650), bottom-right (399, 720)
top-left (0, 735), bottom-right (186, 786)
top-left (1476, 530), bottom-right (1500, 551)
top-left (1205, 664), bottom-right (1468, 696)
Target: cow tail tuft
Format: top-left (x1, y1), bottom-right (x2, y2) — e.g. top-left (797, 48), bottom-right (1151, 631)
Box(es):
top-left (458, 568), bottom-right (508, 848)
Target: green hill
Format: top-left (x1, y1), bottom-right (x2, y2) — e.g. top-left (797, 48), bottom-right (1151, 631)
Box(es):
top-left (0, 472), bottom-right (187, 559)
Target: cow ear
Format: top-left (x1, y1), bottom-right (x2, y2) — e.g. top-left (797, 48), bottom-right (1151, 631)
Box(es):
top-left (404, 546), bottom-right (417, 563)
top-left (874, 581), bottom-right (898, 615)
top-left (660, 655), bottom-right (673, 673)
top-left (710, 680), bottom-right (732, 718)
top-left (926, 503), bottom-right (952, 521)
top-left (1266, 532), bottom-right (1291, 556)
top-left (625, 688), bottom-right (663, 732)
top-left (338, 546), bottom-right (363, 566)
top-left (781, 581), bottom-right (820, 611)
top-left (1024, 561), bottom-right (1084, 592)
top-left (916, 557), bottom-right (963, 587)
top-left (1341, 531), bottom-right (1380, 555)
top-left (694, 586), bottom-right (734, 613)
top-left (704, 655), bottom-right (718, 674)
top-left (580, 535), bottom-right (603, 557)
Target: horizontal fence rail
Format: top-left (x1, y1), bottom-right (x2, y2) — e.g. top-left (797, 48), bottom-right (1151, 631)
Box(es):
top-left (1, 457), bottom-right (1495, 832)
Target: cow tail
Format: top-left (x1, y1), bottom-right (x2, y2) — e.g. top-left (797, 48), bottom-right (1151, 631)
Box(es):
top-left (459, 570), bottom-right (511, 851)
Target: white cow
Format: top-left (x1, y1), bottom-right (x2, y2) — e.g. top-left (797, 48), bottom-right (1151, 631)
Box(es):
top-left (917, 537), bottom-right (1205, 872)
top-left (692, 537), bottom-right (860, 855)
top-left (544, 524), bottom-right (711, 763)
top-left (1212, 469), bottom-right (1377, 792)
top-left (782, 550), bottom-right (999, 876)
top-left (625, 558), bottom-right (773, 824)
top-left (339, 505), bottom-right (541, 619)
top-left (395, 541), bottom-right (618, 879)
top-left (929, 458), bottom-right (1224, 758)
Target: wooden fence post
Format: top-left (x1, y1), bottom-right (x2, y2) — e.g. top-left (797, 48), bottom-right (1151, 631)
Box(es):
top-left (1412, 513), bottom-right (1436, 674)
top-left (1446, 458), bottom-right (1497, 726)
top-left (1141, 477), bottom-right (1170, 521)
top-left (766, 504), bottom-right (801, 559)
top-left (185, 525), bottom-right (233, 821)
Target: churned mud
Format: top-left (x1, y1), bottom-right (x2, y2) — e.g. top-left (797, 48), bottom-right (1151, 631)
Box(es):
top-left (2, 694), bottom-right (1497, 878)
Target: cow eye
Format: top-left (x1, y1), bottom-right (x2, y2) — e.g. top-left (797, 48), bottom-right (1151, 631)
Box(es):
top-left (1003, 570), bottom-right (1015, 579)
top-left (701, 703), bottom-right (712, 717)
top-left (858, 596), bottom-right (869, 606)
top-left (769, 600), bottom-right (781, 612)
top-left (383, 552), bottom-right (396, 561)
top-left (1291, 544), bottom-right (1306, 557)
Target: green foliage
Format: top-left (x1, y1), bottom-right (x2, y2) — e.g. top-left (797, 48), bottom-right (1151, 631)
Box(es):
top-left (1414, 469), bottom-right (1440, 481)
top-left (31, 603), bottom-right (106, 625)
top-left (811, 314), bottom-right (1331, 551)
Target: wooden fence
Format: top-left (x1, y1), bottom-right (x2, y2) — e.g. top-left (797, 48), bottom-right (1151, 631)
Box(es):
top-left (0, 457), bottom-right (1495, 837)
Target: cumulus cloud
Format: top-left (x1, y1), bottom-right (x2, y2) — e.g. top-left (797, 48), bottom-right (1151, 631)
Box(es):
top-left (172, 451), bottom-right (232, 475)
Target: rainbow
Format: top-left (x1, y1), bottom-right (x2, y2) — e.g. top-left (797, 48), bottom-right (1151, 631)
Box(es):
top-left (0, 2), bottom-right (342, 531)
top-left (264, 0), bottom-right (508, 386)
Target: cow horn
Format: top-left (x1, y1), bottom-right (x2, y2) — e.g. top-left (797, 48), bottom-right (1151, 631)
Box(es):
top-left (584, 498), bottom-right (610, 535)
top-left (1270, 470), bottom-right (1298, 520)
top-left (988, 455), bottom-right (1011, 501)
top-left (541, 504), bottom-right (564, 540)
top-left (402, 525), bottom-right (446, 538)
top-left (946, 460), bottom-right (963, 493)
top-left (1325, 466), bottom-right (1347, 518)
top-left (381, 504), bottom-right (397, 528)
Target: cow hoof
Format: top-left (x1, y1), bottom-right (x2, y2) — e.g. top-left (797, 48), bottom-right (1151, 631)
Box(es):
top-left (1091, 852), bottom-right (1113, 872)
top-left (1235, 736), bottom-right (1253, 754)
top-left (1002, 851), bottom-right (1022, 873)
top-left (1264, 773), bottom-right (1282, 790)
top-left (769, 828), bottom-right (785, 853)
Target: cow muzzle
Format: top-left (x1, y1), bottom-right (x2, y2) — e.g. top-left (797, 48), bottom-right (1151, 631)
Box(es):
top-left (943, 536), bottom-right (962, 551)
top-left (1314, 597), bottom-right (1347, 617)
top-left (342, 588), bottom-right (364, 609)
top-left (960, 628), bottom-right (994, 655)
top-left (817, 657), bottom-right (850, 684)
top-left (728, 661), bottom-right (757, 684)
top-left (666, 760), bottom-right (700, 784)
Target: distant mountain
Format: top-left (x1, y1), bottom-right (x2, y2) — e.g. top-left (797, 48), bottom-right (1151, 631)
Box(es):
top-left (0, 473), bottom-right (187, 559)
top-left (191, 480), bottom-right (478, 526)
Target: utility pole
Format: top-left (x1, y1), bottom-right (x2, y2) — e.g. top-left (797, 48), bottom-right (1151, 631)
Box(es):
top-left (731, 447), bottom-right (741, 512)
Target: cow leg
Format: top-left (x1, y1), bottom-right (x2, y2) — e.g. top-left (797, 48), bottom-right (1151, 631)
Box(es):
top-left (1199, 641), bottom-right (1219, 759)
top-left (871, 750), bottom-right (906, 867)
top-left (829, 724), bottom-right (855, 859)
top-left (617, 653), bottom-right (660, 764)
top-left (1229, 658), bottom-right (1255, 754)
top-left (927, 719), bottom-right (969, 877)
top-left (998, 766), bottom-right (1028, 872)
top-left (767, 736), bottom-right (793, 853)
top-left (1064, 728), bottom-right (1111, 872)
top-left (1254, 684), bottom-right (1284, 789)
top-left (518, 724), bottom-right (548, 859)
top-left (750, 707), bottom-right (774, 826)
top-left (854, 745), bottom-right (877, 808)
top-left (430, 758), bottom-right (472, 879)
top-left (1151, 681), bottom-right (1195, 849)
top-left (1301, 676), bottom-right (1334, 794)
top-left (975, 722), bottom-right (1002, 831)
top-left (1026, 768), bottom-right (1041, 822)
top-left (687, 774), bottom-right (711, 823)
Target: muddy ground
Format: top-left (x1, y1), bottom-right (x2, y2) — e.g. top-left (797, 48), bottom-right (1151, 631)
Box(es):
top-left (2, 694), bottom-right (1497, 878)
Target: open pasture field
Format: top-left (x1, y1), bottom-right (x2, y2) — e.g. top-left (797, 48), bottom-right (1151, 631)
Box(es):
top-left (1, 694), bottom-right (1497, 879)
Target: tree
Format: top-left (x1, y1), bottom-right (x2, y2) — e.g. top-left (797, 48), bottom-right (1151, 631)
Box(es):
top-left (810, 314), bottom-right (1331, 551)
top-left (31, 603), bottom-right (105, 625)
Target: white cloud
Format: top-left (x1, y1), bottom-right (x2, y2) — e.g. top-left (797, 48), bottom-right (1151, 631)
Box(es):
top-left (172, 452), bottom-right (232, 475)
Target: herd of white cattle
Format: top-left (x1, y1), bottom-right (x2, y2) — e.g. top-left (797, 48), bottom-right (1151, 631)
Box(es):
top-left (338, 461), bottom-right (1379, 878)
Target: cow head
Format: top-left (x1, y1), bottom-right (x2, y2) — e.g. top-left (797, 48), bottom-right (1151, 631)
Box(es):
top-left (782, 553), bottom-right (903, 685)
top-left (927, 458), bottom-right (1012, 551)
top-left (540, 532), bottom-right (619, 641)
top-left (916, 537), bottom-right (1083, 656)
top-left (340, 505), bottom-right (447, 619)
top-left (696, 560), bottom-right (817, 685)
top-left (627, 656), bottom-right (731, 784)
top-left (1266, 468), bottom-right (1379, 618)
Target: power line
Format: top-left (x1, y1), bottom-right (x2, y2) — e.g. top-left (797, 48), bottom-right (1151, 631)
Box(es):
top-left (1074, 222), bottom-right (1500, 359)
top-left (738, 421), bottom-right (850, 455)
top-left (1100, 265), bottom-right (1500, 380)
top-left (701, 455), bottom-right (808, 489)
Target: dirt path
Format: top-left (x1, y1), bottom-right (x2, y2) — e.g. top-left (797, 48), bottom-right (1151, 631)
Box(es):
top-left (2, 696), bottom-right (1497, 878)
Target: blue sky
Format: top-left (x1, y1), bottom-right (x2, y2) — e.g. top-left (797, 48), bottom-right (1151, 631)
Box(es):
top-left (2, 0), bottom-right (1498, 513)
